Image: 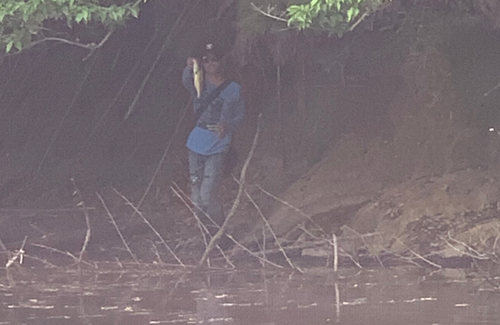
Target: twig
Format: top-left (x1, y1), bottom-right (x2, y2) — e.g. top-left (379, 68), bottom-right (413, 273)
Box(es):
top-left (96, 192), bottom-right (140, 265)
top-left (85, 28), bottom-right (161, 145)
top-left (484, 80), bottom-right (500, 97)
top-left (197, 114), bottom-right (262, 268)
top-left (1, 31), bottom-right (113, 59)
top-left (0, 238), bottom-right (7, 252)
top-left (334, 282), bottom-right (340, 320)
top-left (255, 185), bottom-right (327, 235)
top-left (6, 236), bottom-right (27, 268)
top-left (333, 234), bottom-right (338, 272)
top-left (37, 54), bottom-right (98, 172)
top-left (113, 188), bottom-right (185, 267)
top-left (70, 178), bottom-right (92, 264)
top-left (30, 243), bottom-right (78, 261)
top-left (295, 225), bottom-right (364, 268)
top-left (395, 238), bottom-right (442, 269)
top-left (171, 184), bottom-right (211, 270)
top-left (147, 239), bottom-right (164, 264)
top-left (30, 243), bottom-right (95, 268)
top-left (171, 183), bottom-right (234, 269)
top-left (243, 186), bottom-right (301, 272)
top-left (251, 3), bottom-right (288, 22)
top-left (349, 12), bottom-right (369, 31)
top-left (124, 0), bottom-right (201, 119)
top-left (23, 254), bottom-right (59, 268)
top-left (225, 234), bottom-right (284, 269)
top-left (171, 182), bottom-right (220, 230)
top-left (440, 233), bottom-right (489, 260)
top-left (342, 225), bottom-right (384, 267)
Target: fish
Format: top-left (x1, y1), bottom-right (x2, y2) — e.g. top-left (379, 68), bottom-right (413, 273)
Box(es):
top-left (193, 58), bottom-right (203, 98)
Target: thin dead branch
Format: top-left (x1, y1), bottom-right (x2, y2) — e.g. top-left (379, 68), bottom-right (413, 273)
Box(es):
top-left (251, 2), bottom-right (288, 22)
top-left (1, 31), bottom-right (113, 59)
top-left (333, 234), bottom-right (338, 272)
top-left (6, 236), bottom-right (27, 268)
top-left (197, 114), bottom-right (262, 268)
top-left (0, 238), bottom-right (7, 252)
top-left (342, 225), bottom-right (384, 267)
top-left (440, 233), bottom-right (489, 261)
top-left (96, 192), bottom-right (139, 264)
top-left (38, 54), bottom-right (98, 172)
top-left (484, 80), bottom-right (500, 97)
top-left (86, 29), bottom-right (160, 144)
top-left (113, 188), bottom-right (186, 267)
top-left (255, 185), bottom-right (327, 234)
top-left (70, 178), bottom-right (92, 264)
top-left (349, 12), bottom-right (370, 31)
top-left (395, 238), bottom-right (442, 269)
top-left (131, 97), bottom-right (192, 217)
top-left (296, 225), bottom-right (363, 268)
top-left (243, 187), bottom-right (301, 272)
top-left (23, 254), bottom-right (59, 268)
top-left (171, 183), bottom-right (234, 269)
top-left (225, 234), bottom-right (284, 269)
top-left (124, 0), bottom-right (201, 119)
top-left (30, 243), bottom-right (77, 261)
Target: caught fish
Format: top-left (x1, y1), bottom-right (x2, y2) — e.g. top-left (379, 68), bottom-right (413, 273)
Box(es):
top-left (193, 58), bottom-right (203, 98)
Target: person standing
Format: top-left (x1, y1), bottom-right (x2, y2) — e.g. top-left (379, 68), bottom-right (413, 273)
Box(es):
top-left (182, 44), bottom-right (245, 236)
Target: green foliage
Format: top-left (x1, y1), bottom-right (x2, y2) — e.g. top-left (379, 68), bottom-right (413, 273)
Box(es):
top-left (287, 0), bottom-right (390, 35)
top-left (0, 0), bottom-right (144, 53)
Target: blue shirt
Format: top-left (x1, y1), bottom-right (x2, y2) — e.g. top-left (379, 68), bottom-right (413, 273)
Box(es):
top-left (182, 66), bottom-right (245, 155)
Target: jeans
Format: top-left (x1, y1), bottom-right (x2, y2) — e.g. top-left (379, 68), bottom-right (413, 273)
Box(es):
top-left (188, 150), bottom-right (226, 235)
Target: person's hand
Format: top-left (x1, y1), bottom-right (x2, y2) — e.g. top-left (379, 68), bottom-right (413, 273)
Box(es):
top-left (186, 57), bottom-right (195, 67)
top-left (207, 121), bottom-right (227, 137)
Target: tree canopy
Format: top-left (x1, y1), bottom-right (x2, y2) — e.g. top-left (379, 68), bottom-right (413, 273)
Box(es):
top-left (0, 0), bottom-right (143, 53)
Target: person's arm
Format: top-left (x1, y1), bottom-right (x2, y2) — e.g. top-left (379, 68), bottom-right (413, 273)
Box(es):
top-left (218, 83), bottom-right (245, 136)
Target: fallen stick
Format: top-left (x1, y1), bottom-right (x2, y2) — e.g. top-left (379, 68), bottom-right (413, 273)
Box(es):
top-left (113, 188), bottom-right (185, 267)
top-left (225, 234), bottom-right (284, 269)
top-left (243, 187), bottom-right (301, 272)
top-left (342, 225), bottom-right (384, 267)
top-left (70, 178), bottom-right (91, 264)
top-left (197, 114), bottom-right (262, 268)
top-left (171, 183), bottom-right (234, 269)
top-left (444, 231), bottom-right (489, 260)
top-left (0, 237), bottom-right (7, 251)
top-left (255, 184), bottom-right (327, 235)
top-left (395, 238), bottom-right (442, 269)
top-left (96, 192), bottom-right (140, 265)
top-left (23, 254), bottom-right (59, 268)
top-left (333, 234), bottom-right (338, 272)
top-left (30, 243), bottom-right (77, 260)
top-left (30, 244), bottom-right (96, 268)
top-left (6, 236), bottom-right (27, 268)
top-left (297, 225), bottom-right (362, 268)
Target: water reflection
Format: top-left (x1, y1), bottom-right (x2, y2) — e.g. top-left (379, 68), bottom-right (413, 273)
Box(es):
top-left (0, 265), bottom-right (499, 324)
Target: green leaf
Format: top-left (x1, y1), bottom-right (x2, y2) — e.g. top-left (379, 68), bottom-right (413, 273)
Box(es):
top-left (129, 6), bottom-right (139, 19)
top-left (14, 40), bottom-right (22, 51)
top-left (75, 12), bottom-right (84, 23)
top-left (5, 40), bottom-right (13, 53)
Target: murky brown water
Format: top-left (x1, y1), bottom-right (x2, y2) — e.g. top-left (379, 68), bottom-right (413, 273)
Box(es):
top-left (0, 264), bottom-right (499, 325)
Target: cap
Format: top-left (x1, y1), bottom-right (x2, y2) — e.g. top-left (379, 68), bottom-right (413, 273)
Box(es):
top-left (202, 43), bottom-right (223, 62)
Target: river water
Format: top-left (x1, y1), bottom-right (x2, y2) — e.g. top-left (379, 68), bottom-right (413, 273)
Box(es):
top-left (0, 264), bottom-right (499, 325)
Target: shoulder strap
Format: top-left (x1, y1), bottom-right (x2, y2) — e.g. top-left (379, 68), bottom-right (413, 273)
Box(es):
top-left (196, 80), bottom-right (232, 120)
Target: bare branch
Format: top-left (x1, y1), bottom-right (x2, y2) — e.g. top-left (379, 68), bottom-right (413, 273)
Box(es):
top-left (113, 188), bottom-right (186, 267)
top-left (395, 238), bottom-right (442, 269)
top-left (96, 192), bottom-right (140, 265)
top-left (251, 2), bottom-right (288, 22)
top-left (197, 114), bottom-right (262, 268)
top-left (243, 186), bottom-right (301, 272)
